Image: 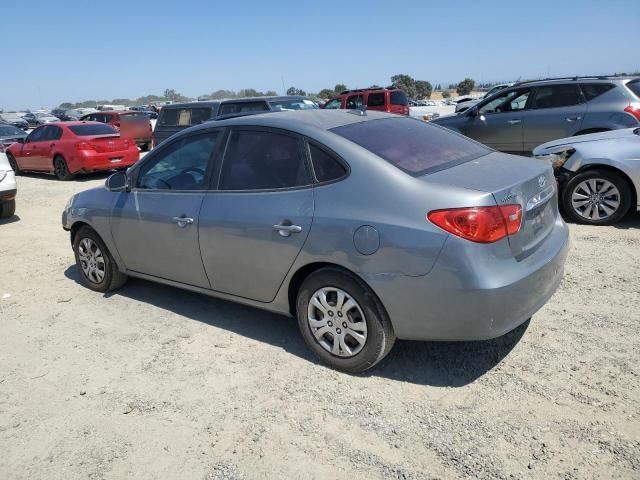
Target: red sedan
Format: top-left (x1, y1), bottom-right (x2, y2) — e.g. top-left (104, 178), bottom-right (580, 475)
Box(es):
top-left (6, 122), bottom-right (139, 180)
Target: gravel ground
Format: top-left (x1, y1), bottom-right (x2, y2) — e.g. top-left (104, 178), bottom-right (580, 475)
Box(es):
top-left (1, 174), bottom-right (639, 480)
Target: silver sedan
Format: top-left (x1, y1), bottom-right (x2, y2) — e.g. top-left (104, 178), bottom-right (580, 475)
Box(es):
top-left (534, 127), bottom-right (640, 225)
top-left (62, 110), bottom-right (569, 372)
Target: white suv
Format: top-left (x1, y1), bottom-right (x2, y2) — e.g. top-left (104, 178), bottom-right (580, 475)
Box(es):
top-left (0, 151), bottom-right (17, 218)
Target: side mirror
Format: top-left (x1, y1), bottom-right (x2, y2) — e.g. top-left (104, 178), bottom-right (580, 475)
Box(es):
top-left (106, 170), bottom-right (130, 192)
top-left (17, 138), bottom-right (25, 144)
top-left (468, 106), bottom-right (479, 117)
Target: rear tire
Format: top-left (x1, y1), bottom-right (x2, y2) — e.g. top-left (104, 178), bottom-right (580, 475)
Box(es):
top-left (140, 143), bottom-right (150, 152)
top-left (6, 153), bottom-right (20, 175)
top-left (296, 268), bottom-right (395, 373)
top-left (73, 226), bottom-right (128, 292)
top-left (54, 155), bottom-right (75, 181)
top-left (0, 199), bottom-right (15, 219)
top-left (561, 169), bottom-right (632, 225)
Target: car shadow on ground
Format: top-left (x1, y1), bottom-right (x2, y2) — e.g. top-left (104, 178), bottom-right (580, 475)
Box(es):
top-left (0, 214), bottom-right (21, 225)
top-left (16, 171), bottom-right (113, 182)
top-left (63, 266), bottom-right (527, 387)
top-left (613, 211), bottom-right (640, 230)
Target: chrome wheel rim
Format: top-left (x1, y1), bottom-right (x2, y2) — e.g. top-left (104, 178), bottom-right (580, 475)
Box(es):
top-left (307, 287), bottom-right (367, 358)
top-left (571, 178), bottom-right (621, 221)
top-left (77, 238), bottom-right (106, 284)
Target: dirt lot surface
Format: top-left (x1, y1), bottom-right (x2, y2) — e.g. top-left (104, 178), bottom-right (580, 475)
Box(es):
top-left (1, 174), bottom-right (639, 480)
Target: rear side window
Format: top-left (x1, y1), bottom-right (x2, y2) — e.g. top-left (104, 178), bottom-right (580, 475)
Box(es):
top-left (44, 125), bottom-right (63, 140)
top-left (69, 124), bottom-right (118, 136)
top-left (218, 101), bottom-right (269, 116)
top-left (309, 144), bottom-right (347, 182)
top-left (331, 118), bottom-right (489, 176)
top-left (219, 130), bottom-right (309, 190)
top-left (159, 107), bottom-right (212, 126)
top-left (531, 84), bottom-right (583, 108)
top-left (390, 91), bottom-right (408, 106)
top-left (367, 93), bottom-right (385, 107)
top-left (626, 79), bottom-right (640, 99)
top-left (580, 83), bottom-right (615, 101)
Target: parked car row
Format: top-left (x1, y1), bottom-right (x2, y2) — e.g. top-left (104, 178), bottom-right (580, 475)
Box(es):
top-left (431, 76), bottom-right (640, 225)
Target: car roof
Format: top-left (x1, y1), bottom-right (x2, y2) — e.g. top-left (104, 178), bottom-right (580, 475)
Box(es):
top-left (162, 96), bottom-right (308, 110)
top-left (186, 109), bottom-right (399, 135)
top-left (514, 76), bottom-right (640, 87)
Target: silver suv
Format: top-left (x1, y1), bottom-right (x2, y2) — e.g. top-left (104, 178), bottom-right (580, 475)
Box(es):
top-left (432, 76), bottom-right (640, 154)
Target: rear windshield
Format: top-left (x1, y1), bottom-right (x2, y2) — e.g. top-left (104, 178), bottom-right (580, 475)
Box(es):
top-left (121, 112), bottom-right (150, 122)
top-left (69, 124), bottom-right (118, 136)
top-left (331, 117), bottom-right (489, 176)
top-left (627, 79), bottom-right (640, 99)
top-left (218, 101), bottom-right (269, 116)
top-left (580, 83), bottom-right (615, 101)
top-left (159, 107), bottom-right (212, 126)
top-left (390, 91), bottom-right (408, 106)
top-left (0, 125), bottom-right (25, 136)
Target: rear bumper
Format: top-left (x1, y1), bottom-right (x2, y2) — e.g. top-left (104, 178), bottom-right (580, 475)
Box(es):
top-left (69, 149), bottom-right (139, 174)
top-left (368, 217), bottom-right (570, 341)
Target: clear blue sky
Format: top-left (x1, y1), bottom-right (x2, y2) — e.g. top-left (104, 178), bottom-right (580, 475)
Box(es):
top-left (2, 0), bottom-right (638, 110)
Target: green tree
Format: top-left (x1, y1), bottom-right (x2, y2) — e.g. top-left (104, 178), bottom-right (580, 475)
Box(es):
top-left (163, 89), bottom-right (178, 101)
top-left (210, 89), bottom-right (236, 99)
top-left (318, 88), bottom-right (336, 99)
top-left (265, 90), bottom-right (278, 96)
top-left (415, 80), bottom-right (433, 99)
top-left (286, 87), bottom-right (306, 96)
top-left (390, 74), bottom-right (417, 98)
top-left (59, 102), bottom-right (74, 109)
top-left (456, 78), bottom-right (475, 96)
top-left (442, 90), bottom-right (452, 99)
top-left (334, 84), bottom-right (347, 94)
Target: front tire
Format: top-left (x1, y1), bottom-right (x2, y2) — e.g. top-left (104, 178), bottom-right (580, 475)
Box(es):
top-left (140, 143), bottom-right (150, 152)
top-left (73, 226), bottom-right (127, 292)
top-left (296, 268), bottom-right (395, 373)
top-left (54, 155), bottom-right (75, 181)
top-left (0, 200), bottom-right (15, 219)
top-left (6, 153), bottom-right (20, 175)
top-left (561, 169), bottom-right (632, 225)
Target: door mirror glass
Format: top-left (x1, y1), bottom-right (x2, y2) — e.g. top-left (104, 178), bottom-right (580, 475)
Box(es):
top-left (468, 106), bottom-right (478, 117)
top-left (106, 170), bottom-right (129, 192)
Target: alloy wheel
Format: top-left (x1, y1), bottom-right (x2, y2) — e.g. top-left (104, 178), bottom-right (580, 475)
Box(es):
top-left (307, 287), bottom-right (368, 358)
top-left (77, 238), bottom-right (106, 284)
top-left (571, 178), bottom-right (621, 221)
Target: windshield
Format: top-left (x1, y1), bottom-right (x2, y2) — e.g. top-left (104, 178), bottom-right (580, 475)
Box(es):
top-left (627, 79), bottom-right (640, 99)
top-left (331, 117), bottom-right (490, 176)
top-left (0, 125), bottom-right (24, 136)
top-left (69, 124), bottom-right (118, 136)
top-left (269, 99), bottom-right (318, 111)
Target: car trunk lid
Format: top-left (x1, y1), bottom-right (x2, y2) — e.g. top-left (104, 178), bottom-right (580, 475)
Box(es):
top-left (423, 152), bottom-right (558, 258)
top-left (84, 135), bottom-right (130, 152)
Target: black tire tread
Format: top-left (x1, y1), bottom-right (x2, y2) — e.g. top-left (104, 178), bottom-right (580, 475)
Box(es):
top-left (73, 226), bottom-right (127, 292)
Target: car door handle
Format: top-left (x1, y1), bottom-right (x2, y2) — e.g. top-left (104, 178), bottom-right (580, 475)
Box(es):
top-left (507, 119), bottom-right (521, 125)
top-left (172, 216), bottom-right (194, 227)
top-left (565, 116), bottom-right (582, 122)
top-left (272, 223), bottom-right (302, 237)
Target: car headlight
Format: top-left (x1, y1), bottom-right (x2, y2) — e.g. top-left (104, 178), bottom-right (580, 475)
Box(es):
top-left (0, 171), bottom-right (6, 182)
top-left (534, 149), bottom-right (575, 169)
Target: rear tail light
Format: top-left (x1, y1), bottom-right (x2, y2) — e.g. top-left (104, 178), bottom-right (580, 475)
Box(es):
top-left (76, 141), bottom-right (95, 150)
top-left (624, 103), bottom-right (640, 121)
top-left (427, 205), bottom-right (523, 243)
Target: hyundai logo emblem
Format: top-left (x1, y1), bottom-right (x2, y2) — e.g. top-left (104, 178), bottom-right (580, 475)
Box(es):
top-left (538, 175), bottom-right (546, 188)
